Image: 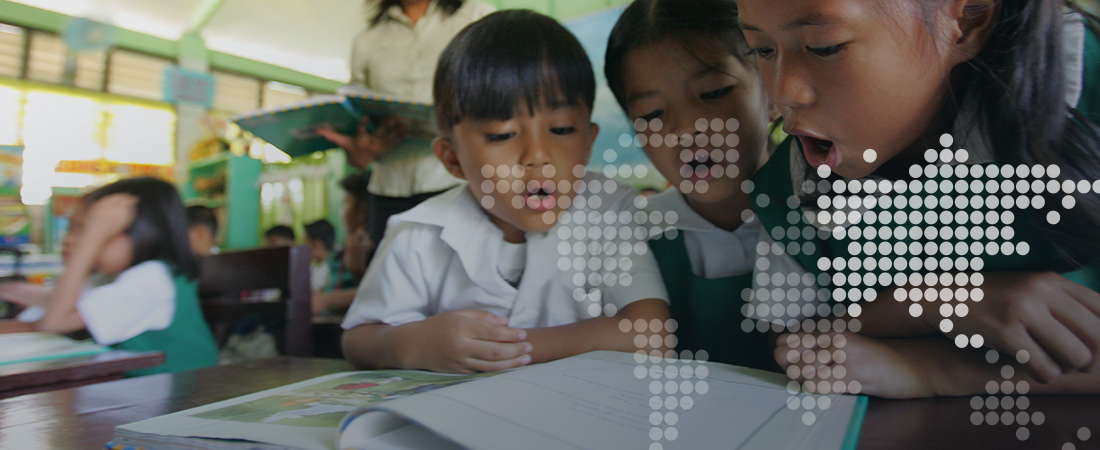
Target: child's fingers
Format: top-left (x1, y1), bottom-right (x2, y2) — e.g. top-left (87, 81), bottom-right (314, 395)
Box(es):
top-left (466, 339), bottom-right (532, 362)
top-left (1065, 280), bottom-right (1100, 320)
top-left (470, 321), bottom-right (527, 343)
top-left (1029, 312), bottom-right (1094, 372)
top-left (452, 309), bottom-right (507, 325)
top-left (999, 325), bottom-right (1064, 382)
top-left (1051, 300), bottom-right (1100, 371)
top-left (463, 353), bottom-right (532, 372)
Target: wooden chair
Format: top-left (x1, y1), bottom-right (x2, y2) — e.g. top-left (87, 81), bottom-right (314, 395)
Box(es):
top-left (197, 246), bottom-right (313, 357)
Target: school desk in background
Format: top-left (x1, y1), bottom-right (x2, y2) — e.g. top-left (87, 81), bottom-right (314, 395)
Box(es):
top-left (229, 85), bottom-right (435, 158)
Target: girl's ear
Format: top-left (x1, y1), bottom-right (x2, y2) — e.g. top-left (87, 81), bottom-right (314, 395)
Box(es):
top-left (948, 0), bottom-right (998, 64)
top-left (432, 136), bottom-right (466, 180)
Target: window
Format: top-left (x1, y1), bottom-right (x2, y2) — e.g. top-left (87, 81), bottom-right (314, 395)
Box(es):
top-left (212, 71), bottom-right (261, 113)
top-left (107, 50), bottom-right (169, 101)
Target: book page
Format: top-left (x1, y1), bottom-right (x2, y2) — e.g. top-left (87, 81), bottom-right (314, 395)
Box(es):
top-left (113, 370), bottom-right (494, 450)
top-left (0, 332), bottom-right (106, 365)
top-left (342, 351), bottom-right (856, 450)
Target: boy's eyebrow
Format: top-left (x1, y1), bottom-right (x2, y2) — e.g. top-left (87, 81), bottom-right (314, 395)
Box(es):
top-left (626, 91), bottom-right (656, 105)
top-left (740, 12), bottom-right (843, 32)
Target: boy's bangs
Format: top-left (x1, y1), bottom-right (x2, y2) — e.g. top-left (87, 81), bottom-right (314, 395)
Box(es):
top-left (453, 57), bottom-right (590, 123)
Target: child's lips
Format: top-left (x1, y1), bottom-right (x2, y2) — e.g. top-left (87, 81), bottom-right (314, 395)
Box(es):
top-left (523, 180), bottom-right (557, 211)
top-left (797, 135), bottom-right (840, 170)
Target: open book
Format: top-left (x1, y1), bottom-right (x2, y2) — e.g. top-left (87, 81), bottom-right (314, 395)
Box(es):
top-left (228, 85), bottom-right (435, 158)
top-left (0, 332), bottom-right (106, 365)
top-left (109, 352), bottom-right (867, 450)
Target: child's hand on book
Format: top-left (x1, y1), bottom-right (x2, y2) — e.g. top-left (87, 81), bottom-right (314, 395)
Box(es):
top-left (934, 272), bottom-right (1100, 382)
top-left (318, 117), bottom-right (410, 169)
top-left (402, 309), bottom-right (532, 373)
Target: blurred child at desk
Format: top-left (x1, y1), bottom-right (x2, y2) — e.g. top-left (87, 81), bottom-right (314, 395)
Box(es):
top-left (0, 177), bottom-right (217, 376)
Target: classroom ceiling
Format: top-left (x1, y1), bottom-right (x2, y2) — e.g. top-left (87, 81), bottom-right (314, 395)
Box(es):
top-left (11, 0), bottom-right (372, 82)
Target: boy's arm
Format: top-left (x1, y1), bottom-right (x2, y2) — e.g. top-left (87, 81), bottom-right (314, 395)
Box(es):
top-left (523, 298), bottom-right (670, 364)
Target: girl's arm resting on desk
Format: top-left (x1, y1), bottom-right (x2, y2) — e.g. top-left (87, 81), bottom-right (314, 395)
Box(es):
top-left (857, 272), bottom-right (1100, 382)
top-left (342, 309), bottom-right (532, 373)
top-left (777, 332), bottom-right (1100, 399)
top-left (524, 298), bottom-right (670, 364)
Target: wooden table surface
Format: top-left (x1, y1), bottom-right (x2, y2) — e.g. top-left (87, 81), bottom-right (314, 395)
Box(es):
top-left (0, 356), bottom-right (1096, 449)
top-left (0, 351), bottom-right (165, 400)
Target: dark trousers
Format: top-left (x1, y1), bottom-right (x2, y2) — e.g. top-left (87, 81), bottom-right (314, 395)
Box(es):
top-left (368, 189), bottom-right (450, 251)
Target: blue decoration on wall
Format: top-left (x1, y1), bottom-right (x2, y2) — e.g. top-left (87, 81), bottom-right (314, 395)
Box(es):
top-left (564, 6), bottom-right (666, 190)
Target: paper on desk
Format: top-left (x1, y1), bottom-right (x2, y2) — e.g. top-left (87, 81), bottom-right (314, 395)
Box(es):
top-left (0, 331), bottom-right (106, 365)
top-left (340, 352), bottom-right (860, 450)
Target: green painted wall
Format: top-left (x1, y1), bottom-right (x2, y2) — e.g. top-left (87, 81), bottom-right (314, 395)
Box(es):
top-left (488, 0), bottom-right (632, 20)
top-left (0, 0), bottom-right (340, 92)
top-left (0, 0), bottom-right (631, 93)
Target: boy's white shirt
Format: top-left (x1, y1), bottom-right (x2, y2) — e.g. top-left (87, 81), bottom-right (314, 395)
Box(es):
top-left (18, 260), bottom-right (176, 345)
top-left (310, 260), bottom-right (330, 293)
top-left (341, 173), bottom-right (670, 330)
top-left (644, 188), bottom-right (760, 279)
top-left (747, 12), bottom-right (1091, 323)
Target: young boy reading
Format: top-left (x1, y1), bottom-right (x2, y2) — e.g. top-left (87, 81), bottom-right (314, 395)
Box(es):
top-left (341, 10), bottom-right (671, 374)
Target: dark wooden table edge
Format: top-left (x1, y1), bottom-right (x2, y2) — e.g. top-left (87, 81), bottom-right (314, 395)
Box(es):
top-left (0, 351), bottom-right (165, 398)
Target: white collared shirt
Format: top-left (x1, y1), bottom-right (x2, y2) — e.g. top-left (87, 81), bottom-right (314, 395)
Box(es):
top-left (645, 188), bottom-right (760, 279)
top-left (342, 173), bottom-right (670, 330)
top-left (350, 1), bottom-right (496, 197)
top-left (19, 261), bottom-right (176, 345)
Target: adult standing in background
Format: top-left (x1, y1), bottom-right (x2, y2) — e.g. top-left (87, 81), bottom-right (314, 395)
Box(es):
top-left (319, 0), bottom-right (495, 250)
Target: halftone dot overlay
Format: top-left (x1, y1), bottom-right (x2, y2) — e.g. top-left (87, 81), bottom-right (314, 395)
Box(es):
top-left (751, 133), bottom-right (1097, 438)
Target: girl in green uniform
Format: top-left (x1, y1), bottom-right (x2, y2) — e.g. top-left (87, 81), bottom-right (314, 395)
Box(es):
top-left (737, 0), bottom-right (1100, 397)
top-left (605, 0), bottom-right (777, 369)
top-left (0, 177), bottom-right (217, 376)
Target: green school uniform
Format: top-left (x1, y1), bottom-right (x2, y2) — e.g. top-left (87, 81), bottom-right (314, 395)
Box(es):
top-left (650, 233), bottom-right (774, 371)
top-left (111, 271), bottom-right (218, 376)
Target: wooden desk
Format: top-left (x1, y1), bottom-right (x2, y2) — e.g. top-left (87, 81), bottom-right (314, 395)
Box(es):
top-left (0, 351), bottom-right (165, 400)
top-left (0, 356), bottom-right (1096, 449)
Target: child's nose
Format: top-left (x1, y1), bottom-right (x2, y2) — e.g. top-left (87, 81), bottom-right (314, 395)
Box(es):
top-left (520, 135), bottom-right (552, 168)
top-left (770, 58), bottom-right (815, 110)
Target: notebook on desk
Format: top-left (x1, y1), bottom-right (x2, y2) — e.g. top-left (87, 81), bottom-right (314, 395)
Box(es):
top-left (107, 351), bottom-right (866, 450)
top-left (0, 331), bottom-right (107, 366)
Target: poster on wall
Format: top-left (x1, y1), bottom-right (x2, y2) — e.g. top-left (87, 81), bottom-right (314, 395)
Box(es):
top-left (565, 6), bottom-right (666, 191)
top-left (0, 146), bottom-right (28, 245)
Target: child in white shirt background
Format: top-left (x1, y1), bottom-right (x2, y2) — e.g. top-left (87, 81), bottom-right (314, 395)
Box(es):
top-left (341, 10), bottom-right (671, 374)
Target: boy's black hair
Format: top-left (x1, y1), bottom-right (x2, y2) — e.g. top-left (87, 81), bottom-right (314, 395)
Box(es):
top-left (605, 0), bottom-right (749, 113)
top-left (340, 171), bottom-right (372, 204)
top-left (186, 205), bottom-right (218, 236)
top-left (304, 220), bottom-right (337, 252)
top-left (265, 225), bottom-right (296, 242)
top-left (370, 0), bottom-right (463, 26)
top-left (433, 10), bottom-right (596, 131)
top-left (84, 177), bottom-right (199, 279)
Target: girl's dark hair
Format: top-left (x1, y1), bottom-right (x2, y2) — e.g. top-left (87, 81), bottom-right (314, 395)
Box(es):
top-left (84, 177), bottom-right (199, 279)
top-left (912, 0), bottom-right (1100, 264)
top-left (433, 10), bottom-right (596, 131)
top-left (604, 0), bottom-right (750, 113)
top-left (370, 0), bottom-right (463, 26)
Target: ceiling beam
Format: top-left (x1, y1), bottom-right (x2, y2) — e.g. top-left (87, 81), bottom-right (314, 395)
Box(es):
top-left (186, 0), bottom-right (228, 34)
